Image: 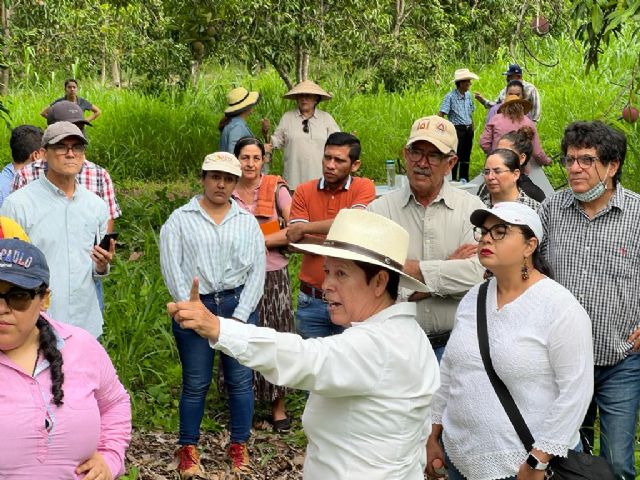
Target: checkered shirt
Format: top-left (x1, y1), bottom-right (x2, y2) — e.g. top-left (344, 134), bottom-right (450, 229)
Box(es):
top-left (539, 186), bottom-right (640, 366)
top-left (439, 89), bottom-right (475, 126)
top-left (12, 158), bottom-right (122, 219)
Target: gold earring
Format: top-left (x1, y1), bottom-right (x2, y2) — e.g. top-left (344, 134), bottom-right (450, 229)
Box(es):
top-left (521, 258), bottom-right (530, 281)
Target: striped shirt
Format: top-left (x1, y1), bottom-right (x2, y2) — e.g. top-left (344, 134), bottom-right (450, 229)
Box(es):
top-left (12, 158), bottom-right (122, 219)
top-left (159, 196), bottom-right (265, 322)
top-left (439, 89), bottom-right (475, 126)
top-left (539, 186), bottom-right (640, 366)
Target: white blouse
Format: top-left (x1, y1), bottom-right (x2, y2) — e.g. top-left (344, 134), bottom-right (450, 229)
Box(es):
top-left (431, 278), bottom-right (594, 480)
top-left (212, 303), bottom-right (440, 479)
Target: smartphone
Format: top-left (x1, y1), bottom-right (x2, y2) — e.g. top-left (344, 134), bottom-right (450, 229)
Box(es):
top-left (96, 232), bottom-right (119, 250)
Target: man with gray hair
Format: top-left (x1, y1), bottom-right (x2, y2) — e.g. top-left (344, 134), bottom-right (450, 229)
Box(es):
top-left (1, 121), bottom-right (115, 337)
top-left (367, 116), bottom-right (485, 360)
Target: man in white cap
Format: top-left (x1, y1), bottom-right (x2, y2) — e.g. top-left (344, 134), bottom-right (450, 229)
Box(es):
top-left (267, 79), bottom-right (340, 189)
top-left (1, 121), bottom-right (114, 338)
top-left (438, 68), bottom-right (479, 182)
top-left (367, 116), bottom-right (485, 361)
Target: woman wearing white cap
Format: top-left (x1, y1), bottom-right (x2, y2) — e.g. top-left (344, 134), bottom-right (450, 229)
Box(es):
top-left (427, 202), bottom-right (594, 480)
top-left (159, 152), bottom-right (266, 477)
top-left (219, 86), bottom-right (260, 154)
top-left (267, 80), bottom-right (340, 189)
top-left (169, 208), bottom-right (440, 480)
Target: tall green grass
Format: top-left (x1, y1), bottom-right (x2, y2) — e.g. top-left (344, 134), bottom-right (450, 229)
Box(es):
top-left (0, 33), bottom-right (638, 190)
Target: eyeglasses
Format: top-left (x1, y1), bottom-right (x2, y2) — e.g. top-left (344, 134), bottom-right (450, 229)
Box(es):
top-left (482, 168), bottom-right (514, 177)
top-left (49, 144), bottom-right (86, 155)
top-left (561, 155), bottom-right (598, 169)
top-left (406, 148), bottom-right (449, 166)
top-left (473, 224), bottom-right (514, 242)
top-left (302, 119), bottom-right (309, 134)
top-left (0, 287), bottom-right (46, 311)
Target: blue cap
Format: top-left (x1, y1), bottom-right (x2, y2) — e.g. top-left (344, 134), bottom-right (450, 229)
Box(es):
top-left (503, 64), bottom-right (523, 76)
top-left (0, 239), bottom-right (49, 289)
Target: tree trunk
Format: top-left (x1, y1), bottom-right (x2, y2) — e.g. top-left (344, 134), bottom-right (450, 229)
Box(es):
top-left (0, 3), bottom-right (10, 95)
top-left (111, 57), bottom-right (121, 87)
top-left (271, 60), bottom-right (293, 90)
top-left (301, 51), bottom-right (309, 82)
top-left (295, 44), bottom-right (303, 84)
top-left (394, 0), bottom-right (405, 37)
top-left (100, 48), bottom-right (107, 85)
top-left (190, 60), bottom-right (200, 88)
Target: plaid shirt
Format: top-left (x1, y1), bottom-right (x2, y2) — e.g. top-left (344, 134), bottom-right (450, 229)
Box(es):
top-left (439, 89), bottom-right (475, 126)
top-left (539, 186), bottom-right (640, 366)
top-left (478, 186), bottom-right (541, 211)
top-left (12, 159), bottom-right (121, 219)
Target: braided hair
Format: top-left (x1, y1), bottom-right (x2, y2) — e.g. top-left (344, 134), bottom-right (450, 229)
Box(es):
top-left (36, 314), bottom-right (64, 406)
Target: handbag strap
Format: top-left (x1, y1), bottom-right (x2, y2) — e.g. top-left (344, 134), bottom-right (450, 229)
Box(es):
top-left (476, 280), bottom-right (535, 452)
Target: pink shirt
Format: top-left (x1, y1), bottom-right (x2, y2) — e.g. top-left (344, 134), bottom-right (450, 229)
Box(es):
top-left (479, 114), bottom-right (551, 167)
top-left (233, 177), bottom-right (292, 272)
top-left (0, 315), bottom-right (131, 479)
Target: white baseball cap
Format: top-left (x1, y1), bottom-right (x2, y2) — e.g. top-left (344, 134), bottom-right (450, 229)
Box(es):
top-left (201, 152), bottom-right (242, 177)
top-left (470, 202), bottom-right (543, 243)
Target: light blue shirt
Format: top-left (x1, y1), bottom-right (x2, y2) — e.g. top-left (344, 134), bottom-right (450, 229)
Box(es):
top-left (439, 89), bottom-right (475, 126)
top-left (0, 163), bottom-right (15, 207)
top-left (159, 197), bottom-right (265, 321)
top-left (218, 116), bottom-right (253, 154)
top-left (1, 176), bottom-right (109, 337)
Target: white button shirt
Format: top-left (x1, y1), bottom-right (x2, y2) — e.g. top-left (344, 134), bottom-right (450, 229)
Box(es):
top-left (213, 302), bottom-right (440, 479)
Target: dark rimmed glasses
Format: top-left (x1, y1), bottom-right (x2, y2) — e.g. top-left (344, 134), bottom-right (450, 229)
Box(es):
top-left (406, 148), bottom-right (449, 166)
top-left (49, 144), bottom-right (86, 155)
top-left (302, 119), bottom-right (309, 133)
top-left (561, 155), bottom-right (599, 169)
top-left (0, 287), bottom-right (46, 311)
top-left (473, 224), bottom-right (513, 242)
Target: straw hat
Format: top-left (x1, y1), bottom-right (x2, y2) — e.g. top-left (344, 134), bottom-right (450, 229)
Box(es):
top-left (498, 94), bottom-right (532, 114)
top-left (293, 209), bottom-right (428, 292)
top-left (453, 68), bottom-right (479, 83)
top-left (224, 87), bottom-right (260, 114)
top-left (283, 80), bottom-right (332, 101)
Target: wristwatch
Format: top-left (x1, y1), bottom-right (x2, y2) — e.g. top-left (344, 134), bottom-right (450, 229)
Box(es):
top-left (526, 453), bottom-right (549, 470)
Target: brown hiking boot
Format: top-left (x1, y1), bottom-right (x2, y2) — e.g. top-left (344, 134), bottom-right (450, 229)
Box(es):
top-left (227, 442), bottom-right (251, 472)
top-left (175, 445), bottom-right (203, 479)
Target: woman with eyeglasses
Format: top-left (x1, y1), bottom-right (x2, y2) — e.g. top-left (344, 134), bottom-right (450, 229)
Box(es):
top-left (267, 80), bottom-right (340, 189)
top-left (232, 136), bottom-right (294, 432)
top-left (426, 203), bottom-right (593, 480)
top-left (478, 148), bottom-right (540, 210)
top-left (0, 238), bottom-right (131, 479)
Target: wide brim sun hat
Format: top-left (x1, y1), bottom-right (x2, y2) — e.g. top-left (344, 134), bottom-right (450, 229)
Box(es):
top-left (224, 87), bottom-right (260, 114)
top-left (498, 94), bottom-right (532, 115)
top-left (293, 209), bottom-right (429, 292)
top-left (453, 68), bottom-right (479, 83)
top-left (283, 80), bottom-right (332, 101)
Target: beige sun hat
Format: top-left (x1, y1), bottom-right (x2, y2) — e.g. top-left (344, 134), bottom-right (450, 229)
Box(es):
top-left (452, 68), bottom-right (479, 83)
top-left (498, 94), bottom-right (532, 114)
top-left (283, 80), bottom-right (332, 101)
top-left (293, 209), bottom-right (428, 292)
top-left (224, 87), bottom-right (260, 114)
top-left (406, 116), bottom-right (458, 154)
top-left (201, 152), bottom-right (242, 177)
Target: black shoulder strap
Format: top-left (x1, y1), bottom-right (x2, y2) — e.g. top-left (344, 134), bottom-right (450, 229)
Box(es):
top-left (476, 280), bottom-right (535, 452)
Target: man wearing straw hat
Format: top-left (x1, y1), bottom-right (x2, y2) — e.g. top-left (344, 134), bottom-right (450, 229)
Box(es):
top-left (267, 80), bottom-right (340, 189)
top-left (438, 68), bottom-right (479, 182)
top-left (368, 116), bottom-right (485, 361)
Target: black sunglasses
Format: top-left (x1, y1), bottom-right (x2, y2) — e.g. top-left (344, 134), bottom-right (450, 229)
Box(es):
top-left (302, 119), bottom-right (309, 134)
top-left (0, 287), bottom-right (46, 311)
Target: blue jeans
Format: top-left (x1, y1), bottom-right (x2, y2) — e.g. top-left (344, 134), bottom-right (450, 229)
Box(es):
top-left (581, 352), bottom-right (640, 480)
top-left (295, 291), bottom-right (344, 339)
top-left (172, 286), bottom-right (258, 445)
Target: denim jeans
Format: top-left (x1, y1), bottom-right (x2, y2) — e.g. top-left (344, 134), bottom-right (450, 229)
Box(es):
top-left (295, 291), bottom-right (344, 339)
top-left (172, 286), bottom-right (258, 445)
top-left (580, 351), bottom-right (640, 480)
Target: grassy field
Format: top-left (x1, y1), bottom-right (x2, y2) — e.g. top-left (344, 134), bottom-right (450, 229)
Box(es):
top-left (1, 31), bottom-right (639, 475)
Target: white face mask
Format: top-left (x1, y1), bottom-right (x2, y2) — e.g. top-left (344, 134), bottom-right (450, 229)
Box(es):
top-left (572, 164), bottom-right (610, 203)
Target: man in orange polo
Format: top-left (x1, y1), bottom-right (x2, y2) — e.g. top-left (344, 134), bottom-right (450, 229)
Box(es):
top-left (286, 132), bottom-right (376, 338)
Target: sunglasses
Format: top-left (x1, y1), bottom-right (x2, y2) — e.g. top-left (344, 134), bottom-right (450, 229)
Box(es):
top-left (0, 287), bottom-right (46, 311)
top-left (302, 119), bottom-right (309, 134)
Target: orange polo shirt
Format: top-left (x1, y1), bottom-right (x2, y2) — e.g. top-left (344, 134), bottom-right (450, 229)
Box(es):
top-left (290, 175), bottom-right (376, 289)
